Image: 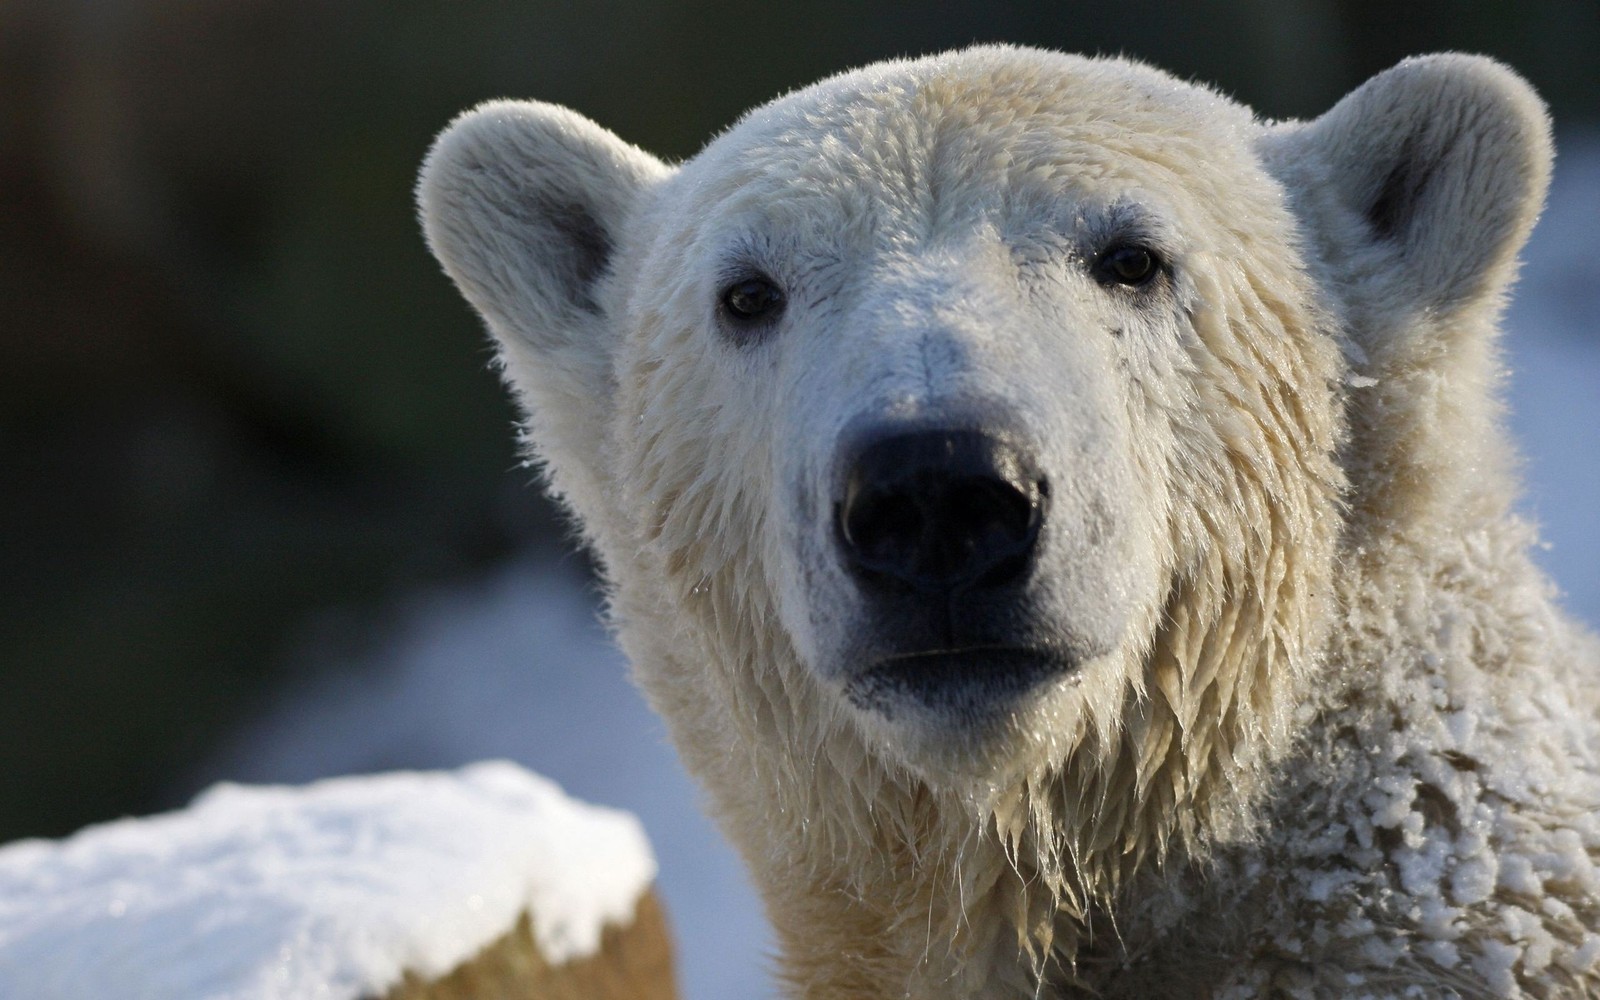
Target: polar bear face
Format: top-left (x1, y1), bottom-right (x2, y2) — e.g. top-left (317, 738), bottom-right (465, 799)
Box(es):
top-left (604, 58), bottom-right (1338, 782)
top-left (420, 46), bottom-right (1548, 824)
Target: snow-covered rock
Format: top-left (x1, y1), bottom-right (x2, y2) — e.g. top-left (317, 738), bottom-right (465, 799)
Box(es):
top-left (0, 761), bottom-right (668, 1000)
top-left (191, 561), bottom-right (774, 1000)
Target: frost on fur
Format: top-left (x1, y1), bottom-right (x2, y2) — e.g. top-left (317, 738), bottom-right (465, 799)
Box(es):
top-left (421, 47), bottom-right (1600, 999)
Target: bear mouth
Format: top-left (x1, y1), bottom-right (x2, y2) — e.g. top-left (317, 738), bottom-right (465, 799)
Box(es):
top-left (843, 646), bottom-right (1079, 722)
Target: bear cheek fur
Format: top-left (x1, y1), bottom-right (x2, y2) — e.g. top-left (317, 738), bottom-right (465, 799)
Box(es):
top-left (602, 197), bottom-right (821, 833)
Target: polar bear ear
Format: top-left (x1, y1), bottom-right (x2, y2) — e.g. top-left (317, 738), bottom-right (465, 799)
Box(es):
top-left (418, 101), bottom-right (670, 500)
top-left (1269, 54), bottom-right (1551, 345)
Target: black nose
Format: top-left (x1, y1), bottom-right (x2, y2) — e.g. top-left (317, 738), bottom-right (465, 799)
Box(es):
top-left (835, 430), bottom-right (1047, 596)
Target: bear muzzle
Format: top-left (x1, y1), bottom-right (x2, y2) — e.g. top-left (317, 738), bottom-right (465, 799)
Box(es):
top-left (830, 425), bottom-right (1086, 721)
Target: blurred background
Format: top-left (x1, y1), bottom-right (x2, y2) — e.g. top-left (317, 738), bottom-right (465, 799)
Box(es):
top-left (3, 2), bottom-right (1597, 997)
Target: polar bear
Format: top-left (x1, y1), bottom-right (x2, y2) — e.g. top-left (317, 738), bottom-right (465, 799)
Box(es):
top-left (418, 47), bottom-right (1600, 999)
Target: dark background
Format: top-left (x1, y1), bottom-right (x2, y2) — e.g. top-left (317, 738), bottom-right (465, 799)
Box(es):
top-left (3, 0), bottom-right (1597, 843)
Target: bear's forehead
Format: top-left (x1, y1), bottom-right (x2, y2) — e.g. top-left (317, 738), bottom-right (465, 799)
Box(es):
top-left (675, 47), bottom-right (1261, 233)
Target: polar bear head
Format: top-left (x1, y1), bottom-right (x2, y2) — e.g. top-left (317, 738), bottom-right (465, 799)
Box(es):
top-left (419, 46), bottom-right (1549, 991)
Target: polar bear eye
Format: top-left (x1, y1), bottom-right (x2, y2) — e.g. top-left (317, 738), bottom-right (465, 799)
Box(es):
top-left (1094, 245), bottom-right (1161, 287)
top-left (720, 275), bottom-right (786, 327)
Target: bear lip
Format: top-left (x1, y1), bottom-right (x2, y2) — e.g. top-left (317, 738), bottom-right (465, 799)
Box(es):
top-left (842, 645), bottom-right (1080, 722)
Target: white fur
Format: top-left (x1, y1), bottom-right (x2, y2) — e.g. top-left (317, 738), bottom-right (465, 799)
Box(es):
top-left (419, 47), bottom-right (1600, 998)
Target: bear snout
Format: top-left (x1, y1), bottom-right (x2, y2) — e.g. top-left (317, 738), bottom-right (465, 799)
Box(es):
top-left (833, 428), bottom-right (1048, 599)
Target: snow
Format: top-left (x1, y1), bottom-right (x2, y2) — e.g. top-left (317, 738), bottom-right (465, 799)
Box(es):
top-left (0, 762), bottom-right (655, 1000)
top-left (177, 132), bottom-right (1596, 1000)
